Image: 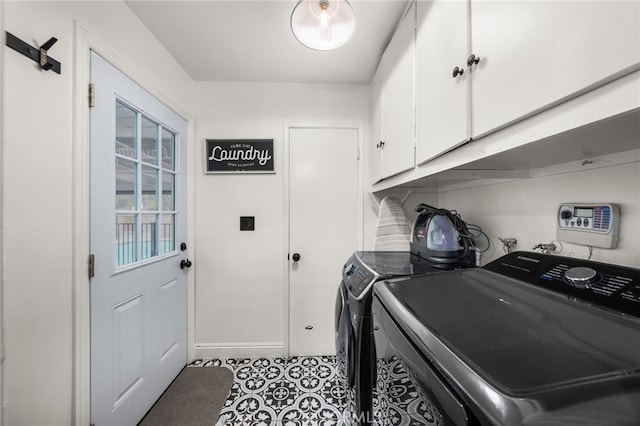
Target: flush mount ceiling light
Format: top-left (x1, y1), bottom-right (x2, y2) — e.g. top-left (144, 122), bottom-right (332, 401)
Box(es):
top-left (290, 0), bottom-right (356, 51)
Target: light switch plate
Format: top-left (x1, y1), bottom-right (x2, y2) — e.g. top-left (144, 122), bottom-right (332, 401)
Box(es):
top-left (240, 216), bottom-right (255, 231)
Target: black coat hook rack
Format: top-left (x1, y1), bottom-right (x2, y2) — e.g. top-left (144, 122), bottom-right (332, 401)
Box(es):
top-left (5, 31), bottom-right (61, 74)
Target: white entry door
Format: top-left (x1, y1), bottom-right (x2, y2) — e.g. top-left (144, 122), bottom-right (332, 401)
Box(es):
top-left (289, 127), bottom-right (360, 355)
top-left (90, 51), bottom-right (188, 426)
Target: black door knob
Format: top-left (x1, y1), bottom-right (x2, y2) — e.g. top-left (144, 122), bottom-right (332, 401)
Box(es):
top-left (180, 259), bottom-right (192, 269)
top-left (292, 253), bottom-right (301, 262)
top-left (467, 54), bottom-right (480, 67)
top-left (452, 66), bottom-right (464, 78)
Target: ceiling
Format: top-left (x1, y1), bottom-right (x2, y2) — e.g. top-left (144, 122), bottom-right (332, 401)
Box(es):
top-left (125, 0), bottom-right (410, 85)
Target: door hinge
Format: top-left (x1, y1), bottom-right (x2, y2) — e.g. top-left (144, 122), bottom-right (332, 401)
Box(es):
top-left (88, 254), bottom-right (95, 278)
top-left (88, 83), bottom-right (95, 108)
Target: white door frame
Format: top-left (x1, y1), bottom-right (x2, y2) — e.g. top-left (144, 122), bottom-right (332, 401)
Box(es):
top-left (282, 123), bottom-right (365, 355)
top-left (0, 1), bottom-right (5, 424)
top-left (71, 23), bottom-right (196, 426)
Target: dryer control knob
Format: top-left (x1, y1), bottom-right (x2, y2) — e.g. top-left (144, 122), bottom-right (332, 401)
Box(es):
top-left (564, 267), bottom-right (598, 289)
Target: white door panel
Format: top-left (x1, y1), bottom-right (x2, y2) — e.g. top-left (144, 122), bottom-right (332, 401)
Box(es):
top-left (90, 51), bottom-right (188, 426)
top-left (289, 127), bottom-right (359, 355)
top-left (416, 0), bottom-right (468, 164)
top-left (381, 4), bottom-right (416, 178)
top-left (471, 1), bottom-right (640, 138)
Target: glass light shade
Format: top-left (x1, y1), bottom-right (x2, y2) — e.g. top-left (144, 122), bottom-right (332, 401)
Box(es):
top-left (291, 0), bottom-right (356, 51)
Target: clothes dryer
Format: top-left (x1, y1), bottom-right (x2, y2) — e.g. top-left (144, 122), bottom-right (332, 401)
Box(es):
top-left (335, 251), bottom-right (460, 425)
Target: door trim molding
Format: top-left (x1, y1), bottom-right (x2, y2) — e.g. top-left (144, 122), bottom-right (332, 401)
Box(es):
top-left (0, 1), bottom-right (5, 424)
top-left (283, 123), bottom-right (364, 356)
top-left (72, 22), bottom-right (195, 426)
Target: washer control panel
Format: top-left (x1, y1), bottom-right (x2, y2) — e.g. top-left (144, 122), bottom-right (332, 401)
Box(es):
top-left (557, 203), bottom-right (619, 248)
top-left (342, 254), bottom-right (377, 299)
top-left (484, 251), bottom-right (640, 317)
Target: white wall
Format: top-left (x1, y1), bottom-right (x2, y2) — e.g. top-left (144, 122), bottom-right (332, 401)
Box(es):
top-left (437, 161), bottom-right (640, 268)
top-left (193, 82), bottom-right (369, 358)
top-left (366, 162), bottom-right (640, 270)
top-left (1, 1), bottom-right (193, 424)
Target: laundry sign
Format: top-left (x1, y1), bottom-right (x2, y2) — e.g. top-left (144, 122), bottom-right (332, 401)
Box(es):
top-left (205, 139), bottom-right (275, 173)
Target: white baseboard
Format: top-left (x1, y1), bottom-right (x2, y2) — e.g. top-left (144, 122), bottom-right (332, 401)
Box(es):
top-left (193, 342), bottom-right (286, 360)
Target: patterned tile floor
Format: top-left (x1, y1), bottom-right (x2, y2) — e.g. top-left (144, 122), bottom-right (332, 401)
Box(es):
top-left (190, 356), bottom-right (348, 426)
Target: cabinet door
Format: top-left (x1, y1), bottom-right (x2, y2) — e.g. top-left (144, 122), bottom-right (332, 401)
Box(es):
top-left (415, 0), bottom-right (469, 165)
top-left (381, 3), bottom-right (416, 179)
top-left (370, 63), bottom-right (384, 184)
top-left (471, 0), bottom-right (640, 139)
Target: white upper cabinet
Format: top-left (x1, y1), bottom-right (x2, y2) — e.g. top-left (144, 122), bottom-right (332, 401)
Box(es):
top-left (378, 2), bottom-right (416, 179)
top-left (369, 63), bottom-right (384, 184)
top-left (415, 0), bottom-right (469, 165)
top-left (375, 0), bottom-right (639, 191)
top-left (413, 0), bottom-right (640, 167)
top-left (470, 0), bottom-right (640, 138)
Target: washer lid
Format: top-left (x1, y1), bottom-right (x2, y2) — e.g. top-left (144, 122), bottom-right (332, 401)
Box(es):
top-left (381, 269), bottom-right (640, 396)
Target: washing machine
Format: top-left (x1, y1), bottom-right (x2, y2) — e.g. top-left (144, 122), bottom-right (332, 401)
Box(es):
top-left (335, 251), bottom-right (458, 425)
top-left (372, 251), bottom-right (640, 425)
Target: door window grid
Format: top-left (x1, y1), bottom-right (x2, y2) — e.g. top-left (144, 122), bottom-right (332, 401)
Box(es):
top-left (115, 100), bottom-right (177, 268)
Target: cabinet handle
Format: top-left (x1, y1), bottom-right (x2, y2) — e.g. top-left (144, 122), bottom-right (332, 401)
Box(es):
top-left (467, 54), bottom-right (480, 67)
top-left (452, 66), bottom-right (464, 78)
top-left (376, 141), bottom-right (385, 149)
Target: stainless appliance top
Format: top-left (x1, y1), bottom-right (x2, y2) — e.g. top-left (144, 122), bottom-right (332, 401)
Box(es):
top-left (374, 251), bottom-right (640, 424)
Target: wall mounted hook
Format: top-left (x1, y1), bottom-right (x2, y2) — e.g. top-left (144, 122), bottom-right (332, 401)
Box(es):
top-left (5, 32), bottom-right (61, 74)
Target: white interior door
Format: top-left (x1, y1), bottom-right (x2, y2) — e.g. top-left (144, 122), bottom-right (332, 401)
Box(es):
top-left (289, 127), bottom-right (360, 355)
top-left (90, 51), bottom-right (188, 426)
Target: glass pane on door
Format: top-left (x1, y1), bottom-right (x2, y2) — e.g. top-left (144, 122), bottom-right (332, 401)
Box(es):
top-left (141, 117), bottom-right (159, 165)
top-left (161, 129), bottom-right (175, 170)
top-left (116, 158), bottom-right (136, 210)
top-left (113, 100), bottom-right (179, 268)
top-left (141, 165), bottom-right (158, 211)
top-left (141, 214), bottom-right (158, 260)
top-left (160, 214), bottom-right (175, 255)
top-left (115, 102), bottom-right (137, 159)
top-left (162, 171), bottom-right (175, 211)
top-left (116, 214), bottom-right (136, 266)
